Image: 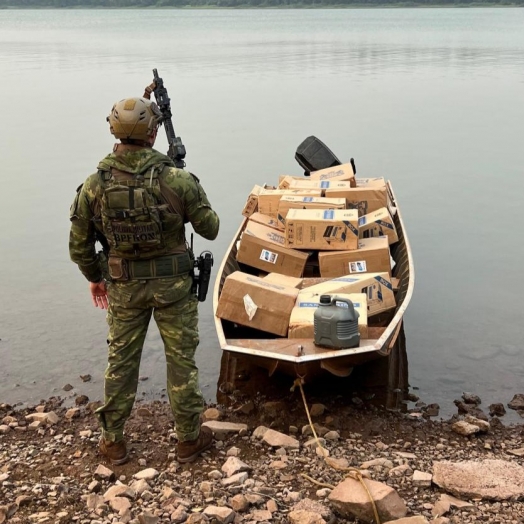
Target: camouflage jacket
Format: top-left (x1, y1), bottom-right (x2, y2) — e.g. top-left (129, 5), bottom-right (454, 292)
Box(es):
top-left (69, 145), bottom-right (219, 283)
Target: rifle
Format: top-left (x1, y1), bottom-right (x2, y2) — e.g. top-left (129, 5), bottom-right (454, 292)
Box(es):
top-left (144, 69), bottom-right (213, 302)
top-left (143, 68), bottom-right (186, 169)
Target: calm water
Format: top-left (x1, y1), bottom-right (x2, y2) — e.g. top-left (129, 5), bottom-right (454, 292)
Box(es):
top-left (1, 8), bottom-right (523, 418)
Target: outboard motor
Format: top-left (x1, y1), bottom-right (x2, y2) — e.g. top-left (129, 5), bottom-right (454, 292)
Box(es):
top-left (295, 135), bottom-right (356, 176)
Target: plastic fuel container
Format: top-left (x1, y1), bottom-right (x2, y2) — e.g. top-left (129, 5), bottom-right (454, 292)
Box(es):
top-left (313, 295), bottom-right (360, 349)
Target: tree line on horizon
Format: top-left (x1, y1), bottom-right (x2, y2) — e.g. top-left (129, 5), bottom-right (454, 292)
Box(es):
top-left (1, 0), bottom-right (521, 7)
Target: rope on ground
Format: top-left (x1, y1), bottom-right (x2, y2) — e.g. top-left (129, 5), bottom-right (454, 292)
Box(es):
top-left (291, 377), bottom-right (382, 524)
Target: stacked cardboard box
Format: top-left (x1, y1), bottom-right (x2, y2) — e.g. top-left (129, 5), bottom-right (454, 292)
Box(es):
top-left (216, 169), bottom-right (399, 340)
top-left (258, 188), bottom-right (323, 218)
top-left (285, 209), bottom-right (359, 251)
top-left (318, 237), bottom-right (391, 277)
top-left (289, 293), bottom-right (368, 339)
top-left (237, 220), bottom-right (309, 277)
top-left (216, 272), bottom-right (299, 336)
top-left (277, 196), bottom-right (346, 229)
top-left (325, 177), bottom-right (389, 216)
top-left (358, 207), bottom-right (398, 245)
top-left (298, 272), bottom-right (395, 317)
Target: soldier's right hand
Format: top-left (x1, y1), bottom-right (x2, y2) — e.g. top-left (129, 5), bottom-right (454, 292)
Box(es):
top-left (90, 281), bottom-right (108, 310)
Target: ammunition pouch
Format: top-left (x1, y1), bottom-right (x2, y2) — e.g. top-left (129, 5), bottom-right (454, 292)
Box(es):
top-left (108, 252), bottom-right (192, 281)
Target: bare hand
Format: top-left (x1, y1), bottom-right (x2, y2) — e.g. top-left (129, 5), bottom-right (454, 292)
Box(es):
top-left (90, 281), bottom-right (108, 309)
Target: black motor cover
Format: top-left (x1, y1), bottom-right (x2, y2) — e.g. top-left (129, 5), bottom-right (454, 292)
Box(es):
top-left (295, 136), bottom-right (341, 175)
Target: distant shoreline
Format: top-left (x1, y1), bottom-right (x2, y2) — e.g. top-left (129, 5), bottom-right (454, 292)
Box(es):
top-left (1, 3), bottom-right (523, 8)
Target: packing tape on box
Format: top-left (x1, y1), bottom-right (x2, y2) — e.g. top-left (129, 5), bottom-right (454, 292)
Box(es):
top-left (243, 294), bottom-right (258, 321)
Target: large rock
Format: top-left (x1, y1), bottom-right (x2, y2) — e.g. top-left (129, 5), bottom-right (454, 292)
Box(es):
top-left (103, 485), bottom-right (136, 501)
top-left (464, 415), bottom-right (490, 432)
top-left (262, 428), bottom-right (299, 449)
top-left (328, 477), bottom-right (407, 523)
top-left (433, 459), bottom-right (524, 500)
top-left (202, 421), bottom-right (248, 434)
top-left (451, 421), bottom-right (480, 436)
top-left (221, 456), bottom-right (251, 477)
top-left (203, 505), bottom-right (235, 523)
top-left (133, 468), bottom-right (159, 481)
top-left (508, 394), bottom-right (524, 411)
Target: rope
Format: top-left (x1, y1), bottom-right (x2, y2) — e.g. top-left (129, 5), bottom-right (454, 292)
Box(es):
top-left (292, 377), bottom-right (382, 524)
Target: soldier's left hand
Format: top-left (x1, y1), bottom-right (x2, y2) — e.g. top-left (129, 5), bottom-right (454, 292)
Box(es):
top-left (90, 281), bottom-right (108, 309)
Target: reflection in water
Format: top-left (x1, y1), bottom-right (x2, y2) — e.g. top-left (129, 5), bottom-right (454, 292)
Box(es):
top-left (217, 324), bottom-right (410, 414)
top-left (2, 39), bottom-right (523, 77)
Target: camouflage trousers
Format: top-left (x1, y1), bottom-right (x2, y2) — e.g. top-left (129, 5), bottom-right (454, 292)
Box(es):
top-left (95, 275), bottom-right (204, 443)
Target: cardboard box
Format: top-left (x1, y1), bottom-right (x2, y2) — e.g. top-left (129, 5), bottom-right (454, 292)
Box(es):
top-left (242, 185), bottom-right (264, 218)
top-left (289, 293), bottom-right (368, 339)
top-left (278, 175), bottom-right (308, 189)
top-left (280, 178), bottom-right (329, 191)
top-left (358, 207), bottom-right (399, 245)
top-left (309, 163), bottom-right (356, 187)
top-left (297, 272), bottom-right (395, 316)
top-left (318, 237), bottom-right (391, 278)
top-left (324, 178), bottom-right (388, 216)
top-left (264, 273), bottom-right (303, 288)
top-left (237, 231), bottom-right (309, 278)
top-left (277, 196), bottom-right (346, 228)
top-left (248, 212), bottom-right (281, 231)
top-left (258, 189), bottom-right (323, 218)
top-left (285, 209), bottom-right (359, 251)
top-left (243, 220), bottom-right (286, 246)
top-left (216, 271), bottom-right (299, 336)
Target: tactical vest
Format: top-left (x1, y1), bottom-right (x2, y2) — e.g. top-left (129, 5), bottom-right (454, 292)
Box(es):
top-left (97, 164), bottom-right (185, 260)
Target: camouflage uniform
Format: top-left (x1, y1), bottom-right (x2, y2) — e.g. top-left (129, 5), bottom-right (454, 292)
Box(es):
top-left (69, 144), bottom-right (219, 443)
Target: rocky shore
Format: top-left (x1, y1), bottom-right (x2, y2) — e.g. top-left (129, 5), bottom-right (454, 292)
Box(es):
top-left (1, 390), bottom-right (524, 524)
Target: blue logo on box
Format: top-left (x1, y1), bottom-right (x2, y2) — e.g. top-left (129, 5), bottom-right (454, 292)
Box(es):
top-left (358, 217), bottom-right (367, 226)
top-left (323, 210), bottom-right (334, 220)
top-left (320, 181), bottom-right (330, 189)
top-left (303, 197), bottom-right (313, 202)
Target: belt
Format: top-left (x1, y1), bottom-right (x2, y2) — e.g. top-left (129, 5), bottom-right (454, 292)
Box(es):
top-left (109, 253), bottom-right (193, 281)
top-left (129, 253), bottom-right (193, 280)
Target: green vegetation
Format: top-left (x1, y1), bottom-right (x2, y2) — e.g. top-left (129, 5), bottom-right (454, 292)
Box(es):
top-left (0, 0), bottom-right (522, 6)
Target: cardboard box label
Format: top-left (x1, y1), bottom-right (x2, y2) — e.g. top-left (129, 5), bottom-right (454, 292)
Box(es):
top-left (349, 260), bottom-right (367, 273)
top-left (260, 249), bottom-right (278, 264)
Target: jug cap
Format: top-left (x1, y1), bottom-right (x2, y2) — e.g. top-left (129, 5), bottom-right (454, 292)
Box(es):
top-left (319, 295), bottom-right (331, 305)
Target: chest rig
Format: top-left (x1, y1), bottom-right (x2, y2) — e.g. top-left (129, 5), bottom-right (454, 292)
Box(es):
top-left (97, 164), bottom-right (183, 260)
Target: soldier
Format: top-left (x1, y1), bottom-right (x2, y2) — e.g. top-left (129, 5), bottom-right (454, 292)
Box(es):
top-left (69, 97), bottom-right (219, 465)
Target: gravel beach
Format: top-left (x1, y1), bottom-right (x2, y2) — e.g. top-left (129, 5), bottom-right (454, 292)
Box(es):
top-left (1, 386), bottom-right (524, 524)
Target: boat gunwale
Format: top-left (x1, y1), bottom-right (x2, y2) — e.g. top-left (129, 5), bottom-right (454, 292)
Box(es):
top-left (213, 180), bottom-right (415, 364)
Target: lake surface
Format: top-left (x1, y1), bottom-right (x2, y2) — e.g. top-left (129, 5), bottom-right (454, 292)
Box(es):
top-left (1, 8), bottom-right (523, 419)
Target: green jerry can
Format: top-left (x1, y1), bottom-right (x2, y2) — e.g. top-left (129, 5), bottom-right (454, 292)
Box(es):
top-left (313, 295), bottom-right (360, 349)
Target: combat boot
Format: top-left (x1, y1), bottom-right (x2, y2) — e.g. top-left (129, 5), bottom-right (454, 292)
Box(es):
top-left (177, 426), bottom-right (213, 463)
top-left (99, 438), bottom-right (129, 465)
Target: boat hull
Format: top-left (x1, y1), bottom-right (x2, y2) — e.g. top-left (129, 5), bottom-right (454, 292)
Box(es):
top-left (213, 181), bottom-right (414, 380)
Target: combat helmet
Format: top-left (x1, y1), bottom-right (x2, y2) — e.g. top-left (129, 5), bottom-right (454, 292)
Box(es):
top-left (107, 97), bottom-right (162, 141)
